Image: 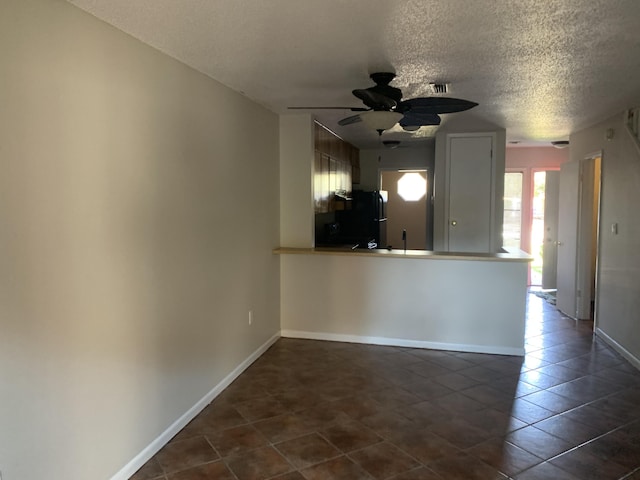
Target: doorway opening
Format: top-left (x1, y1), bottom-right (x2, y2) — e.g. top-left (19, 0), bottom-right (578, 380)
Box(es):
top-left (503, 168), bottom-right (560, 286)
top-left (380, 169), bottom-right (433, 250)
top-left (555, 154), bottom-right (602, 322)
top-left (578, 154), bottom-right (602, 323)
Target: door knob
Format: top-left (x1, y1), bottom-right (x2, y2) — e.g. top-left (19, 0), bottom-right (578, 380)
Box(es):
top-left (451, 220), bottom-right (458, 227)
top-left (556, 241), bottom-right (563, 246)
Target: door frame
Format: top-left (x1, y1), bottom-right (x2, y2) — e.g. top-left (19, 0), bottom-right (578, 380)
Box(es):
top-left (556, 152), bottom-right (603, 322)
top-left (576, 151), bottom-right (603, 325)
top-left (592, 154), bottom-right (603, 329)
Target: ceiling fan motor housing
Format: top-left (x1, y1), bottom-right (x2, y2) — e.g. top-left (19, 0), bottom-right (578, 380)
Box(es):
top-left (367, 72), bottom-right (403, 105)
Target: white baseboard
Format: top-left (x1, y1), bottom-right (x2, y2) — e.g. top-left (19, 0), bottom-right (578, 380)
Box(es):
top-left (596, 327), bottom-right (640, 371)
top-left (280, 329), bottom-right (524, 357)
top-left (110, 332), bottom-right (280, 480)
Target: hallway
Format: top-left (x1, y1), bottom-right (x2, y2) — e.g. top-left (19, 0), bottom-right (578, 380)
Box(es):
top-left (132, 293), bottom-right (640, 479)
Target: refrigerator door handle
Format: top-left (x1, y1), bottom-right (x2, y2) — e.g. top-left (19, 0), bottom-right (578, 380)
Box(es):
top-left (378, 192), bottom-right (385, 221)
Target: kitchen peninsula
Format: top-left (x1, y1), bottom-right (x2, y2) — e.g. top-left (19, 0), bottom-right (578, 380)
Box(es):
top-left (279, 115), bottom-right (529, 355)
top-left (275, 247), bottom-right (531, 356)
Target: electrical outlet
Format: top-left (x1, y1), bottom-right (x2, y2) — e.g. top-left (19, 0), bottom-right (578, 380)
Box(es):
top-left (248, 310), bottom-right (253, 325)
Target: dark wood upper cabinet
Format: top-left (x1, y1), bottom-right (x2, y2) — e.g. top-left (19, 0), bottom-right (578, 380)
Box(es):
top-left (313, 122), bottom-right (359, 213)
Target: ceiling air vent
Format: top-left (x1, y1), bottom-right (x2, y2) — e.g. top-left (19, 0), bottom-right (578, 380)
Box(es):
top-left (429, 83), bottom-right (449, 94)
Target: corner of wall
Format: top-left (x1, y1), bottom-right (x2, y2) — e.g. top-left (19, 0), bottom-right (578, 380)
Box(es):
top-left (279, 114), bottom-right (315, 248)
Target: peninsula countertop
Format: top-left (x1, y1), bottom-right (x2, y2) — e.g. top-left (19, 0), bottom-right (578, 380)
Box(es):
top-left (273, 247), bottom-right (533, 263)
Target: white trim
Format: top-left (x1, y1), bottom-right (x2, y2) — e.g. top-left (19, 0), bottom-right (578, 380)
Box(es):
top-left (596, 328), bottom-right (640, 371)
top-left (110, 332), bottom-right (280, 480)
top-left (281, 329), bottom-right (524, 357)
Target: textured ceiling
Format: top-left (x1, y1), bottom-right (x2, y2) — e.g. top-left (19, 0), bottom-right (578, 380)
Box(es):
top-left (67, 0), bottom-right (640, 148)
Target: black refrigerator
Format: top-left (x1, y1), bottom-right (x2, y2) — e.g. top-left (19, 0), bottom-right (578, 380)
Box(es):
top-left (336, 190), bottom-right (387, 249)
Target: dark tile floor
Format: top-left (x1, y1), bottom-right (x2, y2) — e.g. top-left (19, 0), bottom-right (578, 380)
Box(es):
top-left (131, 292), bottom-right (640, 479)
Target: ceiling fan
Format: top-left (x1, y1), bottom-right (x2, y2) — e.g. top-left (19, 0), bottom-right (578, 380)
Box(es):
top-left (289, 72), bottom-right (478, 134)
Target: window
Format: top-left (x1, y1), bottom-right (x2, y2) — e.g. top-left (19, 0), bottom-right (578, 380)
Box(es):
top-left (503, 172), bottom-right (523, 249)
top-left (397, 172), bottom-right (427, 201)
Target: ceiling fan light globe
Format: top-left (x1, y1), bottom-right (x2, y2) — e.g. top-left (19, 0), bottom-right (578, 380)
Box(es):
top-left (360, 111), bottom-right (403, 132)
top-left (402, 125), bottom-right (420, 131)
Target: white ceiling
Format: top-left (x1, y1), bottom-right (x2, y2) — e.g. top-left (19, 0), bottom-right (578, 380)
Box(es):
top-left (68, 0), bottom-right (640, 149)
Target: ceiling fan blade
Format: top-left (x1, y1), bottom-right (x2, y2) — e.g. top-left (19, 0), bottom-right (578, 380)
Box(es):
top-left (352, 89), bottom-right (397, 110)
top-left (338, 114), bottom-right (362, 126)
top-left (397, 97), bottom-right (478, 114)
top-left (399, 113), bottom-right (441, 129)
top-left (287, 106), bottom-right (370, 111)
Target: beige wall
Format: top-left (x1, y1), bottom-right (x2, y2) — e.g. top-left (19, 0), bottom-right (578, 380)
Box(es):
top-left (506, 146), bottom-right (570, 169)
top-left (280, 253), bottom-right (528, 355)
top-left (569, 114), bottom-right (640, 366)
top-left (0, 1), bottom-right (280, 479)
top-left (280, 115), bottom-right (314, 247)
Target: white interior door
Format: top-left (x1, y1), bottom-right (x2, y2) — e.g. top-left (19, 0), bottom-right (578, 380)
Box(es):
top-left (448, 136), bottom-right (494, 253)
top-left (542, 171), bottom-right (560, 289)
top-left (575, 155), bottom-right (601, 320)
top-left (556, 160), bottom-right (580, 318)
